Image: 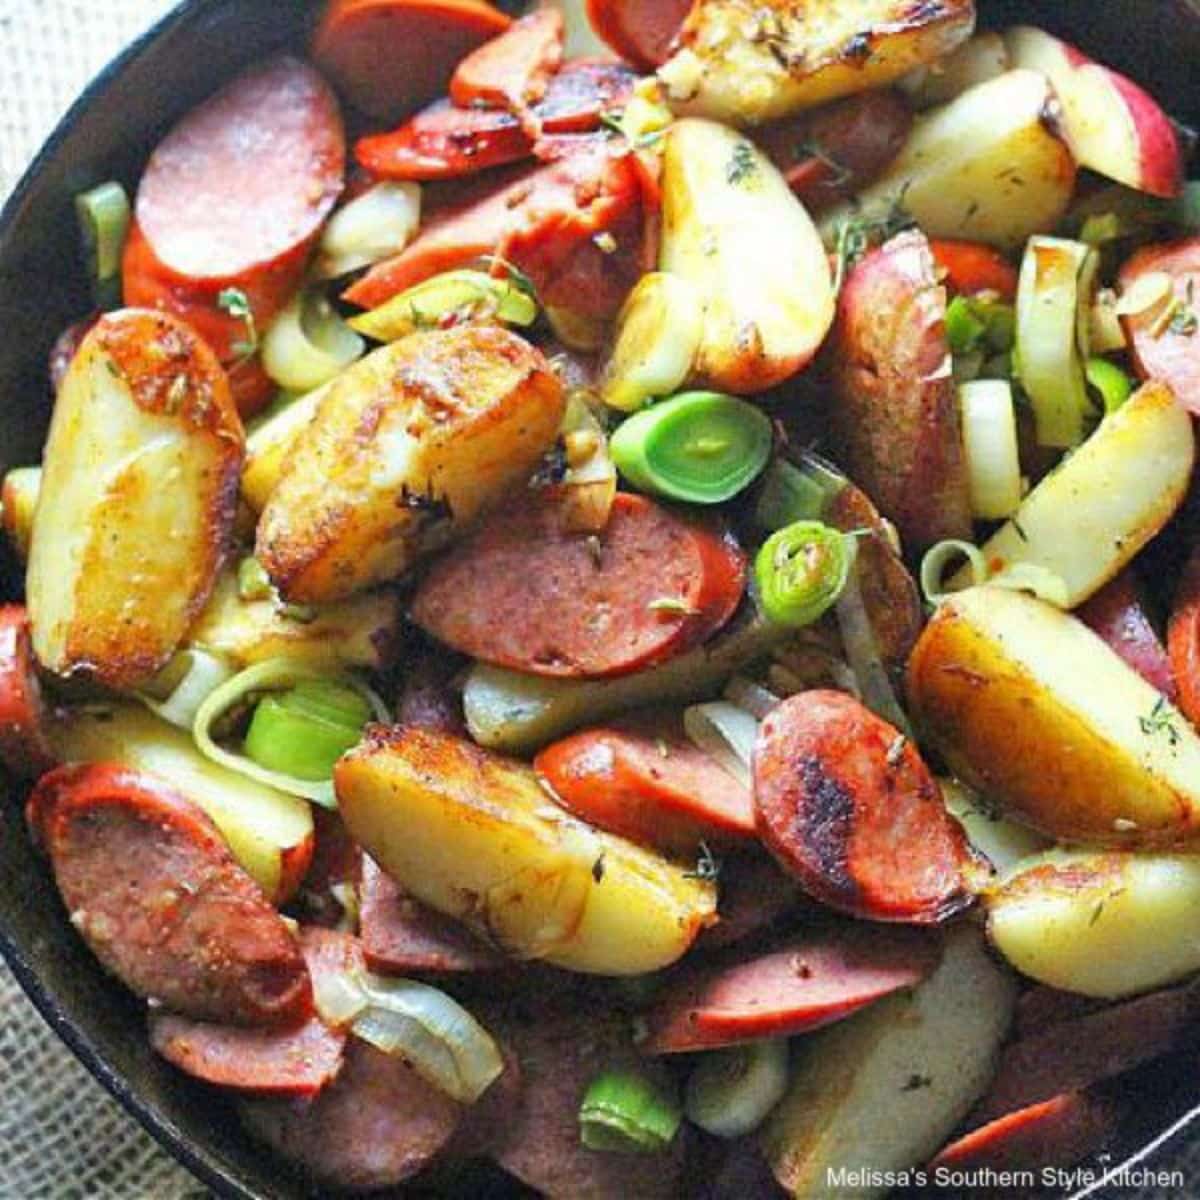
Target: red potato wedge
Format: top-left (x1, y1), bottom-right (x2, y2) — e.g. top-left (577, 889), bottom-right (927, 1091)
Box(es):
top-left (412, 492), bottom-right (746, 679)
top-left (930, 238), bottom-right (1020, 301)
top-left (29, 764), bottom-right (311, 1027)
top-left (0, 605), bottom-right (54, 777)
top-left (450, 7), bottom-right (564, 115)
top-left (930, 1090), bottom-right (1123, 1174)
top-left (311, 0), bottom-right (512, 122)
top-left (27, 309), bottom-right (243, 688)
top-left (638, 923), bottom-right (941, 1053)
top-left (239, 1038), bottom-right (463, 1191)
top-left (535, 710), bottom-right (754, 854)
top-left (586, 0), bottom-right (691, 70)
top-left (360, 855), bottom-right (504, 973)
top-left (1079, 570), bottom-right (1176, 700)
top-left (753, 691), bottom-right (975, 924)
top-left (1169, 544), bottom-right (1200, 726)
top-left (48, 314), bottom-right (98, 395)
top-left (755, 90), bottom-right (914, 213)
top-left (830, 229), bottom-right (972, 551)
top-left (1119, 237), bottom-right (1200, 414)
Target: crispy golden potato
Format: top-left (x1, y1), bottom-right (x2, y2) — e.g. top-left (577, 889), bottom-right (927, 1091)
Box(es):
top-left (46, 704), bottom-right (313, 903)
top-left (950, 382), bottom-right (1194, 606)
top-left (27, 310), bottom-right (243, 688)
top-left (256, 326), bottom-right (565, 603)
top-left (335, 726), bottom-right (716, 975)
top-left (820, 70), bottom-right (1077, 250)
top-left (661, 119), bottom-right (835, 394)
top-left (186, 568), bottom-right (400, 670)
top-left (988, 850), bottom-right (1200, 999)
top-left (1, 467), bottom-right (40, 561)
top-left (762, 925), bottom-right (1016, 1198)
top-left (241, 385), bottom-right (327, 513)
top-left (659, 0), bottom-right (975, 125)
top-left (908, 587), bottom-right (1200, 847)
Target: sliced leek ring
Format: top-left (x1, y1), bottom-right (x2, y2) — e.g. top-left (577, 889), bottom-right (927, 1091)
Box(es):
top-left (958, 379), bottom-right (1022, 521)
top-left (261, 291), bottom-right (365, 393)
top-left (315, 181), bottom-right (421, 279)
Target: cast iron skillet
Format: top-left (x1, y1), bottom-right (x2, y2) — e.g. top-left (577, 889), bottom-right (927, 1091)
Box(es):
top-left (2, 2), bottom-right (1199, 1196)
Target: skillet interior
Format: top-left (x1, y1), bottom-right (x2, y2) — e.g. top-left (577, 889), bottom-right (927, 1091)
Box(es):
top-left (0, 2), bottom-right (1198, 1196)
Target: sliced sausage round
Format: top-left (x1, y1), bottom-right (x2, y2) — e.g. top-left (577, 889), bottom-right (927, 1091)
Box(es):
top-left (699, 852), bottom-right (806, 951)
top-left (449, 7), bottom-right (565, 115)
top-left (1119, 237), bottom-right (1200, 414)
top-left (412, 492), bottom-right (746, 678)
top-left (28, 763), bottom-right (311, 1026)
top-left (753, 691), bottom-right (974, 924)
top-left (312, 0), bottom-right (513, 122)
top-left (0, 604), bottom-right (54, 778)
top-left (1170, 544), bottom-right (1200, 726)
top-left (638, 923), bottom-right (941, 1053)
top-left (585, 0), bottom-right (692, 69)
top-left (535, 709), bottom-right (755, 855)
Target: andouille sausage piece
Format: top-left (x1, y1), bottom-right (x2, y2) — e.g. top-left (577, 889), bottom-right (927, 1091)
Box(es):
top-left (412, 492), bottom-right (746, 678)
top-left (1119, 237), bottom-right (1200, 413)
top-left (1079, 570), bottom-right (1176, 700)
top-left (28, 764), bottom-right (311, 1027)
top-left (535, 710), bottom-right (755, 855)
top-left (123, 56), bottom-right (344, 413)
top-left (0, 605), bottom-right (54, 777)
top-left (637, 923), bottom-right (940, 1053)
top-left (753, 691), bottom-right (975, 924)
top-left (396, 648), bottom-right (468, 737)
top-left (360, 855), bottom-right (505, 974)
top-left (929, 1090), bottom-right (1123, 1174)
top-left (929, 238), bottom-right (1020, 301)
top-left (756, 91), bottom-right (914, 213)
top-left (699, 852), bottom-right (807, 951)
top-left (585, 0), bottom-right (692, 69)
top-left (450, 7), bottom-right (565, 115)
top-left (312, 0), bottom-right (512, 123)
top-left (830, 229), bottom-right (973, 551)
top-left (239, 1038), bottom-right (463, 1192)
top-left (295, 808), bottom-right (363, 929)
top-left (1169, 543), bottom-right (1200, 726)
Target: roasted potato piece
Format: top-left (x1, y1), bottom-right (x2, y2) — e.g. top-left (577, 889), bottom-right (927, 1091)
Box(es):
top-left (335, 726), bottom-right (716, 975)
top-left (830, 229), bottom-right (971, 550)
top-left (908, 586), bottom-right (1200, 847)
top-left (46, 704), bottom-right (313, 903)
top-left (950, 382), bottom-right (1194, 606)
top-left (761, 924), bottom-right (1017, 1199)
top-left (820, 70), bottom-right (1077, 250)
top-left (241, 385), bottom-right (327, 513)
top-left (899, 30), bottom-right (1009, 108)
top-left (658, 0), bottom-right (975, 126)
top-left (988, 850), bottom-right (1200, 999)
top-left (256, 326), bottom-right (564, 603)
top-left (661, 119), bottom-right (835, 394)
top-left (27, 310), bottom-right (243, 688)
top-left (186, 569), bottom-right (399, 671)
top-left (1, 466), bottom-right (40, 561)
top-left (941, 778), bottom-right (1050, 876)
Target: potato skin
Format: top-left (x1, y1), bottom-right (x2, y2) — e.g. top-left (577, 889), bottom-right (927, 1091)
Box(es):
top-left (256, 325), bottom-right (565, 603)
top-left (908, 587), bottom-right (1200, 847)
top-left (27, 309), bottom-right (243, 687)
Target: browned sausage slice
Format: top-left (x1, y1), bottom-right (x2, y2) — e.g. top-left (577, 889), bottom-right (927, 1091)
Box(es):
top-left (585, 0), bottom-right (692, 69)
top-left (239, 1038), bottom-right (463, 1191)
top-left (412, 492), bottom-right (746, 678)
top-left (830, 229), bottom-right (972, 551)
top-left (698, 853), bottom-right (806, 951)
top-left (637, 923), bottom-right (940, 1053)
top-left (1078, 569), bottom-right (1176, 699)
top-left (360, 856), bottom-right (504, 973)
top-left (753, 691), bottom-right (974, 924)
top-left (450, 7), bottom-right (565, 115)
top-left (0, 605), bottom-right (54, 777)
top-left (28, 764), bottom-right (311, 1027)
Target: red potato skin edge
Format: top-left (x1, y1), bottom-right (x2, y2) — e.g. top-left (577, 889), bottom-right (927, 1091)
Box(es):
top-left (1169, 544), bottom-right (1200, 727)
top-left (0, 605), bottom-right (55, 778)
top-left (1079, 570), bottom-right (1177, 701)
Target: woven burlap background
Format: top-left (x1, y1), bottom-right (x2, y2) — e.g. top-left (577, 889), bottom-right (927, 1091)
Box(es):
top-left (2, 1), bottom-right (1200, 1197)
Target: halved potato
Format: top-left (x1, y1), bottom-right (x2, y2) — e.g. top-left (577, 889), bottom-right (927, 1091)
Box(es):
top-left (950, 382), bottom-right (1194, 607)
top-left (241, 385), bottom-right (328, 513)
top-left (899, 30), bottom-right (1010, 109)
top-left (988, 850), bottom-right (1200, 999)
top-left (46, 704), bottom-right (313, 903)
top-left (820, 70), bottom-right (1077, 250)
top-left (658, 0), bottom-right (975, 125)
top-left (27, 310), bottom-right (243, 687)
top-left (1, 467), bottom-right (40, 561)
top-left (186, 568), bottom-right (400, 671)
top-left (661, 119), bottom-right (835, 394)
top-left (908, 586), bottom-right (1200, 846)
top-left (941, 778), bottom-right (1050, 876)
top-left (761, 924), bottom-right (1017, 1198)
top-left (256, 326), bottom-right (565, 603)
top-left (335, 726), bottom-right (716, 975)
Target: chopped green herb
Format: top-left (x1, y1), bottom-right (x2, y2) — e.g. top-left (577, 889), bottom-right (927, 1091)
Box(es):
top-left (217, 287), bottom-right (258, 362)
top-left (684, 841), bottom-right (721, 883)
top-left (1139, 695), bottom-right (1180, 746)
top-left (726, 141), bottom-right (757, 186)
top-left (480, 255), bottom-right (538, 301)
top-left (901, 1074), bottom-right (933, 1092)
top-left (797, 139), bottom-right (852, 187)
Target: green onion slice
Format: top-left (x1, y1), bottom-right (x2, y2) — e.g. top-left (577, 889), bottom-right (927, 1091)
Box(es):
top-left (579, 1069), bottom-right (682, 1154)
top-left (261, 290), bottom-right (365, 393)
top-left (1085, 357), bottom-right (1134, 414)
top-left (75, 181), bottom-right (131, 310)
top-left (192, 658), bottom-right (389, 807)
top-left (755, 521), bottom-right (855, 628)
top-left (243, 688), bottom-right (368, 783)
top-left (958, 380), bottom-right (1022, 521)
top-left (920, 540), bottom-right (989, 607)
top-left (137, 648), bottom-right (235, 731)
top-left (755, 456), bottom-right (844, 530)
top-left (611, 391), bottom-right (773, 505)
top-left (684, 1039), bottom-right (790, 1139)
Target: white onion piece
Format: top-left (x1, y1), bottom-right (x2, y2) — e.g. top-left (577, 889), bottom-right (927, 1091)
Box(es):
top-left (958, 380), bottom-right (1022, 520)
top-left (683, 702), bottom-right (758, 787)
top-left (353, 974), bottom-right (504, 1103)
top-left (316, 182), bottom-right (421, 279)
top-left (722, 675), bottom-right (781, 721)
top-left (311, 966), bottom-right (369, 1028)
top-left (558, 393), bottom-right (616, 533)
top-left (138, 648), bottom-right (234, 729)
top-left (261, 291), bottom-right (365, 393)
